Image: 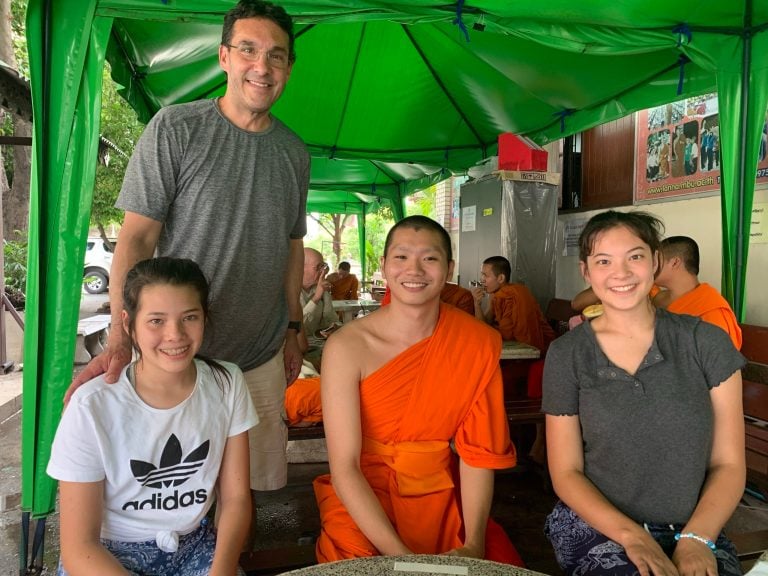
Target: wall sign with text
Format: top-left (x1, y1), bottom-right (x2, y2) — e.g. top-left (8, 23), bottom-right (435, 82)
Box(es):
top-left (635, 94), bottom-right (768, 203)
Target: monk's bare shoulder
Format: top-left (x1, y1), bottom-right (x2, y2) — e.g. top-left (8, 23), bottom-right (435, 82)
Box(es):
top-left (325, 309), bottom-right (382, 352)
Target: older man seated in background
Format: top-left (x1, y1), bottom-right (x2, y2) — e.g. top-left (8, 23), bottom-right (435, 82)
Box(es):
top-left (301, 248), bottom-right (339, 368)
top-left (327, 261), bottom-right (359, 300)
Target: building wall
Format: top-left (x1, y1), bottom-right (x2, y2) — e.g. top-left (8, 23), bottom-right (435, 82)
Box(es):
top-left (555, 189), bottom-right (768, 325)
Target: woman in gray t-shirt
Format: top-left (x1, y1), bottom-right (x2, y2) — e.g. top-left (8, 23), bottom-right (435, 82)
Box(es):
top-left (543, 210), bottom-right (745, 576)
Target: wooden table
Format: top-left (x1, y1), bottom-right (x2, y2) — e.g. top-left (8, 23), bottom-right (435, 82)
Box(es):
top-left (332, 299), bottom-right (381, 323)
top-left (499, 341), bottom-right (540, 401)
top-left (280, 554), bottom-right (551, 575)
top-left (500, 341), bottom-right (540, 361)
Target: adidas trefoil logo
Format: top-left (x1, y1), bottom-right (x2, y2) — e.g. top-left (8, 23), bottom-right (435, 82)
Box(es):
top-left (130, 434), bottom-right (209, 489)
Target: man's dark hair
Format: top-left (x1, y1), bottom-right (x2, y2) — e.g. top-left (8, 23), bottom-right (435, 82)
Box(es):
top-left (578, 210), bottom-right (664, 263)
top-left (483, 256), bottom-right (511, 283)
top-left (338, 261), bottom-right (351, 272)
top-left (662, 235), bottom-right (700, 275)
top-left (222, 0), bottom-right (296, 63)
top-left (383, 215), bottom-right (452, 262)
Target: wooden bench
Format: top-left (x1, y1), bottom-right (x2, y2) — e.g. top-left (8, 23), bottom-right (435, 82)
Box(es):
top-left (740, 324), bottom-right (768, 491)
top-left (730, 323), bottom-right (768, 565)
top-left (287, 424), bottom-right (325, 441)
top-left (74, 314), bottom-right (112, 364)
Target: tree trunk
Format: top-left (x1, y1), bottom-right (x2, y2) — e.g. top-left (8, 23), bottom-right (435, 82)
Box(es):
top-left (5, 117), bottom-right (31, 235)
top-left (0, 0), bottom-right (32, 237)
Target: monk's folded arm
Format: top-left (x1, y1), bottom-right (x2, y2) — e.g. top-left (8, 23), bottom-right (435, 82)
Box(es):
top-left (456, 459), bottom-right (494, 557)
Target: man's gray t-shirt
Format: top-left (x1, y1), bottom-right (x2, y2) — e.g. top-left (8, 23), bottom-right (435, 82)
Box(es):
top-left (117, 99), bottom-right (309, 371)
top-left (542, 309), bottom-right (745, 524)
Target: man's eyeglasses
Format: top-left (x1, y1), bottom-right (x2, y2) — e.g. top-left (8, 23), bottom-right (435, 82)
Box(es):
top-left (224, 44), bottom-right (290, 69)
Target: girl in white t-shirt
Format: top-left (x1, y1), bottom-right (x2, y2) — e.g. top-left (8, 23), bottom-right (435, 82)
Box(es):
top-left (48, 257), bottom-right (258, 575)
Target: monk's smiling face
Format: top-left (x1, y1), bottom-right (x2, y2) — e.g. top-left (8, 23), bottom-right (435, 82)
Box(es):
top-left (381, 227), bottom-right (454, 305)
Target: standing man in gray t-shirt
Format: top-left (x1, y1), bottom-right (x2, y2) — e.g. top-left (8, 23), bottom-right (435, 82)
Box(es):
top-left (68, 0), bottom-right (309, 522)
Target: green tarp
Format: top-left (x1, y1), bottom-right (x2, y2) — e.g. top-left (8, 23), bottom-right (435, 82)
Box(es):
top-left (23, 0), bottom-right (768, 518)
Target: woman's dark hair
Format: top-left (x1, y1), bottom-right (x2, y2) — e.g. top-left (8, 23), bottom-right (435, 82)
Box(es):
top-left (383, 215), bottom-right (453, 261)
top-left (222, 0), bottom-right (296, 63)
top-left (123, 257), bottom-right (231, 391)
top-left (578, 210), bottom-right (664, 263)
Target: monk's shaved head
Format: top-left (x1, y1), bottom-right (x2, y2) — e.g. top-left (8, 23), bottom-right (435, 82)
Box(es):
top-left (661, 236), bottom-right (699, 275)
top-left (384, 216), bottom-right (452, 261)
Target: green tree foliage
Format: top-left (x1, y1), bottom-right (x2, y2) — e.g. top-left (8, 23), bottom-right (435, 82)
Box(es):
top-left (10, 0), bottom-right (28, 77)
top-left (363, 204), bottom-right (395, 276)
top-left (92, 64), bottom-right (144, 236)
top-left (405, 183), bottom-right (436, 218)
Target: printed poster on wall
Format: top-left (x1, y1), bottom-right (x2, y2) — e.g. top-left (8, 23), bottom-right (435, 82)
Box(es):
top-left (634, 94), bottom-right (768, 203)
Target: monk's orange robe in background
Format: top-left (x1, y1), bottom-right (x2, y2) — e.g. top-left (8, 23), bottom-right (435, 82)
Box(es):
top-left (491, 284), bottom-right (555, 353)
top-left (313, 304), bottom-right (521, 564)
top-left (440, 283), bottom-right (475, 315)
top-left (667, 283), bottom-right (742, 350)
top-left (330, 274), bottom-right (359, 300)
top-left (284, 377), bottom-right (322, 426)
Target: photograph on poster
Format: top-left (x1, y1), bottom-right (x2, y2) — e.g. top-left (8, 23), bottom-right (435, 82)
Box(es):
top-left (635, 93), bottom-right (768, 203)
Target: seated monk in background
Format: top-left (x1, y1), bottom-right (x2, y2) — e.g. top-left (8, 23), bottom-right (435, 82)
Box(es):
top-left (471, 256), bottom-right (555, 353)
top-left (440, 282), bottom-right (475, 315)
top-left (285, 376), bottom-right (322, 427)
top-left (653, 235), bottom-right (742, 349)
top-left (313, 215), bottom-right (522, 564)
top-left (327, 261), bottom-right (359, 300)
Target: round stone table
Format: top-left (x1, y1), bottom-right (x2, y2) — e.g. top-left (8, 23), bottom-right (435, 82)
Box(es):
top-left (279, 554), bottom-right (551, 575)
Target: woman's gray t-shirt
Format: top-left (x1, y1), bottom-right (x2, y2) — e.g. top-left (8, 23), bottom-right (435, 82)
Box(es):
top-left (542, 309), bottom-right (745, 524)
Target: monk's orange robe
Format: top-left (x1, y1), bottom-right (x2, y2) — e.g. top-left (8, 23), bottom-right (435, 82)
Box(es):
top-left (667, 283), bottom-right (742, 349)
top-left (284, 377), bottom-right (322, 426)
top-left (491, 284), bottom-right (555, 353)
top-left (330, 274), bottom-right (359, 300)
top-left (313, 304), bottom-right (520, 564)
top-left (440, 283), bottom-right (475, 315)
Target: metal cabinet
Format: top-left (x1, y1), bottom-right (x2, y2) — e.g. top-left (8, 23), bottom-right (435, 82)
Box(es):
top-left (458, 172), bottom-right (560, 310)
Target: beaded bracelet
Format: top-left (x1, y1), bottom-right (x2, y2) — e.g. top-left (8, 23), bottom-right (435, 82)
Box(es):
top-left (674, 532), bottom-right (717, 552)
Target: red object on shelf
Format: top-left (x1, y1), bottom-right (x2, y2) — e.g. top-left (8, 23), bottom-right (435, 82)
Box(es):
top-left (498, 133), bottom-right (548, 171)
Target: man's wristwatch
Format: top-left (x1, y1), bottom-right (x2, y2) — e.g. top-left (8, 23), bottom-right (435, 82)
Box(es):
top-left (286, 320), bottom-right (302, 332)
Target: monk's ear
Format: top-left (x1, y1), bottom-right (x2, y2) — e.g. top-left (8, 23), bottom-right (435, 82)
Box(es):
top-left (379, 255), bottom-right (386, 280)
top-left (446, 260), bottom-right (456, 282)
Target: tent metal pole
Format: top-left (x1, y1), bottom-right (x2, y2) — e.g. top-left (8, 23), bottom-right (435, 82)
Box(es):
top-left (735, 1), bottom-right (753, 317)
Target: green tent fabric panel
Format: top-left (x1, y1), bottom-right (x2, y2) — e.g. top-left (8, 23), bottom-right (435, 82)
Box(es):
top-left (24, 0), bottom-right (110, 517)
top-left (716, 29), bottom-right (768, 319)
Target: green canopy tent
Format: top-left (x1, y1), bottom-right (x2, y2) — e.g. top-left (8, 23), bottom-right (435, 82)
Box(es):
top-left (21, 2), bottom-right (768, 569)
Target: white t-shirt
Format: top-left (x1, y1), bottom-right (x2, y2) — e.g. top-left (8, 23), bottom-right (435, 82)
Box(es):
top-left (47, 359), bottom-right (258, 543)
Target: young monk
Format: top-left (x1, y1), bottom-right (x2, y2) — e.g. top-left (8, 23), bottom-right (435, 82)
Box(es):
top-left (653, 236), bottom-right (742, 349)
top-left (313, 215), bottom-right (521, 563)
